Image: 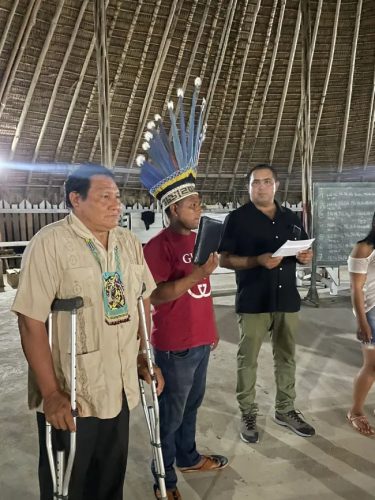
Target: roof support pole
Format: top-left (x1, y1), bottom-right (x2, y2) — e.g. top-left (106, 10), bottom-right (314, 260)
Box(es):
top-left (94, 0), bottom-right (112, 168)
top-left (201, 0), bottom-right (250, 192)
top-left (228, 0), bottom-right (279, 193)
top-left (214, 0), bottom-right (260, 192)
top-left (284, 0), bottom-right (322, 201)
top-left (0, 0), bottom-right (42, 120)
top-left (337, 0), bottom-right (363, 173)
top-left (363, 47), bottom-right (375, 170)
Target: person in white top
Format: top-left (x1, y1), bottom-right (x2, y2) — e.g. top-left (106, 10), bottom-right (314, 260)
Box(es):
top-left (347, 212), bottom-right (375, 436)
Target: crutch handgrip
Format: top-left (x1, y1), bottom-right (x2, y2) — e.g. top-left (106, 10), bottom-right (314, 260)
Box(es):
top-left (51, 297), bottom-right (84, 312)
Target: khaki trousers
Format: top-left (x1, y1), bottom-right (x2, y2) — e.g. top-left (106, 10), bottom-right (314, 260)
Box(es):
top-left (237, 312), bottom-right (299, 415)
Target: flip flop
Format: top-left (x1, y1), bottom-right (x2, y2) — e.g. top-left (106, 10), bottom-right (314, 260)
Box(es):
top-left (346, 411), bottom-right (375, 436)
top-left (178, 454), bottom-right (228, 473)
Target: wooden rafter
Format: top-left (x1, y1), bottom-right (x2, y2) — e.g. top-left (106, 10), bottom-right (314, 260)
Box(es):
top-left (33, 0), bottom-right (90, 163)
top-left (284, 0), bottom-right (323, 201)
top-left (228, 0), bottom-right (279, 193)
top-left (0, 0), bottom-right (20, 58)
top-left (337, 0), bottom-right (363, 173)
top-left (364, 57), bottom-right (375, 169)
top-left (55, 0), bottom-right (112, 161)
top-left (112, 0), bottom-right (162, 170)
top-left (203, 0), bottom-right (238, 126)
top-left (201, 0), bottom-right (251, 192)
top-left (10, 0), bottom-right (66, 160)
top-left (84, 0), bottom-right (143, 164)
top-left (312, 0), bottom-right (341, 153)
top-left (298, 0), bottom-right (313, 234)
top-left (196, 0), bottom-right (221, 84)
top-left (0, 0), bottom-right (42, 120)
top-left (161, 0), bottom-right (218, 149)
top-left (268, 7), bottom-right (301, 164)
top-left (126, 0), bottom-right (182, 171)
top-left (248, 0), bottom-right (286, 161)
top-left (94, 0), bottom-right (112, 168)
top-left (159, 0), bottom-right (201, 117)
top-left (214, 0), bottom-right (262, 192)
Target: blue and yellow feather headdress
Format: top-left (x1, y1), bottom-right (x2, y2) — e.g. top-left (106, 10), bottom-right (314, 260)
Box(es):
top-left (137, 78), bottom-right (207, 208)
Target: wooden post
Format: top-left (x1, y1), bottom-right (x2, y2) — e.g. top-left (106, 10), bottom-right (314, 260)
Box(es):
top-left (94, 0), bottom-right (112, 168)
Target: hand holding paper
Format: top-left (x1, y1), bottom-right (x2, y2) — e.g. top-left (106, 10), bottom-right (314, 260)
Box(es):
top-left (272, 238), bottom-right (315, 258)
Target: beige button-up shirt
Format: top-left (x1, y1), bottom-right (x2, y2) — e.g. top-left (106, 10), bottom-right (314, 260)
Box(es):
top-left (12, 213), bottom-right (155, 419)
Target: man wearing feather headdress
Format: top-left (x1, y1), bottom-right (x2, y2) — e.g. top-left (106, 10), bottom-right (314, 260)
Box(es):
top-left (138, 78), bottom-right (228, 500)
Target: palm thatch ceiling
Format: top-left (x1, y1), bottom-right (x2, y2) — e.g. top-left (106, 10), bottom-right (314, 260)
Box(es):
top-left (0, 0), bottom-right (374, 204)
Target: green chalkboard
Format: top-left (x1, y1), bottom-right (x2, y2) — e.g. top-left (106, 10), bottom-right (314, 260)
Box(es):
top-left (313, 182), bottom-right (375, 266)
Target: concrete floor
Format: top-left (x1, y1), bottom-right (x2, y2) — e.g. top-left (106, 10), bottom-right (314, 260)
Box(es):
top-left (1, 276), bottom-right (375, 500)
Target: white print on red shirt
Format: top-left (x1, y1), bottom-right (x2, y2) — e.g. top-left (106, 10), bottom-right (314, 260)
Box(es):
top-left (188, 281), bottom-right (211, 299)
top-left (182, 252), bottom-right (212, 299)
top-left (182, 252), bottom-right (193, 263)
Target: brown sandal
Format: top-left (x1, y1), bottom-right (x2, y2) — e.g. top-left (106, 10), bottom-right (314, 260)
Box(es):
top-left (154, 486), bottom-right (182, 499)
top-left (178, 454), bottom-right (228, 473)
top-left (346, 411), bottom-right (375, 436)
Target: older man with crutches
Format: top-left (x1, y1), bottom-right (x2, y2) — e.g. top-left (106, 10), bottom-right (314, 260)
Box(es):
top-left (12, 164), bottom-right (164, 500)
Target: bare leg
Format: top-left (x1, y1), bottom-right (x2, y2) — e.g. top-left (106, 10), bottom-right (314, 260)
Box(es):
top-left (348, 347), bottom-right (375, 435)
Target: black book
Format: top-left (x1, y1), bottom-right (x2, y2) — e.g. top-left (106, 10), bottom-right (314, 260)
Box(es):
top-left (193, 216), bottom-right (224, 265)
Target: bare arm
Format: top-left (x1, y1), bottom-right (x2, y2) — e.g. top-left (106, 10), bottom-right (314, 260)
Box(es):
top-left (350, 243), bottom-right (373, 342)
top-left (18, 314), bottom-right (76, 431)
top-left (351, 273), bottom-right (369, 328)
top-left (219, 251), bottom-right (283, 271)
top-left (150, 253), bottom-right (218, 305)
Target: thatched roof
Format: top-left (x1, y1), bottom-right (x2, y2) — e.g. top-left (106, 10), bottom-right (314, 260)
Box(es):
top-left (0, 0), bottom-right (374, 204)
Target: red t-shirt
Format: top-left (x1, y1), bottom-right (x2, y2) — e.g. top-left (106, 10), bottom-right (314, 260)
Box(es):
top-left (143, 227), bottom-right (217, 351)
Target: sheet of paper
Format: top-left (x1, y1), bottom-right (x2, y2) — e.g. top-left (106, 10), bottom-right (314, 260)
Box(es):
top-left (272, 238), bottom-right (315, 258)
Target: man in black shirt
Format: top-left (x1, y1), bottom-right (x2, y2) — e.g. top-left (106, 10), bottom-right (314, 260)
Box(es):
top-left (219, 164), bottom-right (315, 443)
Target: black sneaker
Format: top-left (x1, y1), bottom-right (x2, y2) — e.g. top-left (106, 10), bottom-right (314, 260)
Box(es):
top-left (274, 410), bottom-right (315, 437)
top-left (240, 413), bottom-right (259, 443)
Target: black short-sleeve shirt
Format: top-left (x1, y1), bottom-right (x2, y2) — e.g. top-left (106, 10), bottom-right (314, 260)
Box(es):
top-left (218, 201), bottom-right (307, 314)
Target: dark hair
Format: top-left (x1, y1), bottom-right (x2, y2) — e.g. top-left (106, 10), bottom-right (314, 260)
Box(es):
top-left (358, 211), bottom-right (375, 246)
top-left (247, 163), bottom-right (278, 182)
top-left (64, 164), bottom-right (115, 208)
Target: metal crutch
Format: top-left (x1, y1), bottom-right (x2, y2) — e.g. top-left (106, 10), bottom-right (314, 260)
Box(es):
top-left (46, 296), bottom-right (84, 500)
top-left (137, 287), bottom-right (167, 500)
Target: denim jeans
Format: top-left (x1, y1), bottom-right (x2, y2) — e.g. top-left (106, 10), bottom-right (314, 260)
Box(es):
top-left (365, 307), bottom-right (375, 344)
top-left (152, 345), bottom-right (210, 490)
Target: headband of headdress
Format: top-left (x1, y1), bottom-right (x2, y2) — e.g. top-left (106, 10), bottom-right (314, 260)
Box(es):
top-left (137, 77), bottom-right (207, 208)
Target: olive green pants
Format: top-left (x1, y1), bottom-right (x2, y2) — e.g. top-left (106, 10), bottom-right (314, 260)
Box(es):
top-left (237, 312), bottom-right (299, 415)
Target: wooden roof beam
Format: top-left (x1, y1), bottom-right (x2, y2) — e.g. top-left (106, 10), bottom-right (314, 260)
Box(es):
top-left (214, 0), bottom-right (261, 192)
top-left (94, 0), bottom-right (112, 168)
top-left (55, 0), bottom-right (112, 162)
top-left (284, 0), bottom-right (323, 201)
top-left (269, 6), bottom-right (301, 164)
top-left (0, 0), bottom-right (20, 58)
top-left (33, 0), bottom-right (89, 163)
top-left (159, 0), bottom-right (204, 118)
top-left (126, 0), bottom-right (182, 170)
top-left (161, 0), bottom-right (217, 145)
top-left (112, 0), bottom-right (162, 172)
top-left (228, 0), bottom-right (279, 193)
top-left (203, 0), bottom-right (238, 126)
top-left (83, 0), bottom-right (144, 164)
top-left (0, 0), bottom-right (42, 120)
top-left (363, 57), bottom-right (375, 170)
top-left (247, 0), bottom-right (286, 162)
top-left (337, 0), bottom-right (363, 173)
top-left (10, 0), bottom-right (66, 160)
top-left (201, 0), bottom-right (250, 192)
top-left (312, 0), bottom-right (341, 153)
